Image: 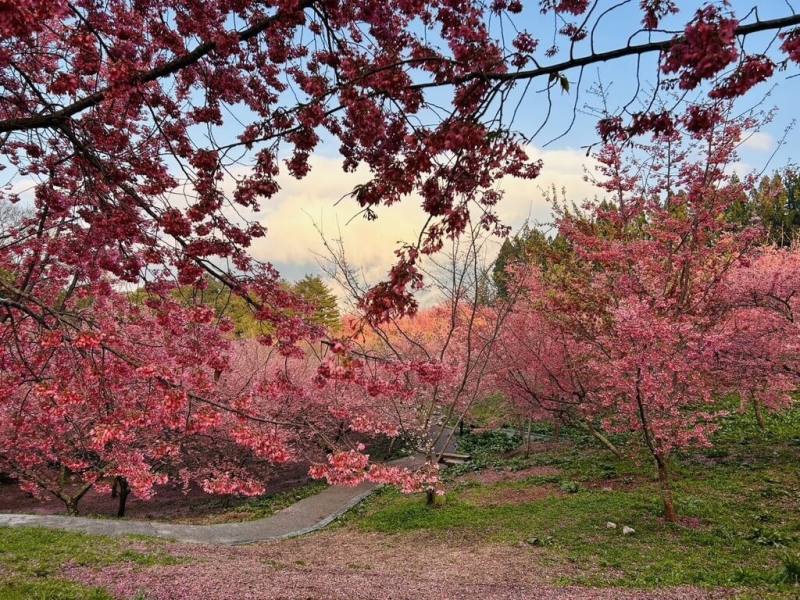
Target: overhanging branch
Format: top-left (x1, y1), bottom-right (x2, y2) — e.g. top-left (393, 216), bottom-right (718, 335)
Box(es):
top-left (413, 14), bottom-right (800, 89)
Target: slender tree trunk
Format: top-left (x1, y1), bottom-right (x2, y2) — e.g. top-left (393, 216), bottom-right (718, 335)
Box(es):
top-left (580, 420), bottom-right (623, 459)
top-left (752, 396), bottom-right (766, 431)
top-left (111, 477), bottom-right (118, 498)
top-left (525, 420), bottom-right (532, 457)
top-left (655, 455), bottom-right (677, 523)
top-left (553, 420), bottom-right (561, 441)
top-left (116, 477), bottom-right (130, 517)
top-left (634, 371), bottom-right (677, 522)
top-left (386, 437), bottom-right (396, 458)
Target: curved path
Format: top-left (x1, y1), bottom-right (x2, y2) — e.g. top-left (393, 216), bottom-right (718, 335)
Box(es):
top-left (0, 456), bottom-right (418, 545)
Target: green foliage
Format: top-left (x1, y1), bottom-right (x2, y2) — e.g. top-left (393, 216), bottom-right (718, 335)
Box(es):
top-left (293, 275), bottom-right (340, 331)
top-left (456, 430), bottom-right (521, 463)
top-left (559, 480), bottom-right (580, 494)
top-left (778, 551), bottom-right (800, 585)
top-left (129, 276), bottom-right (266, 338)
top-left (467, 393), bottom-right (514, 428)
top-left (129, 273), bottom-right (340, 338)
top-left (493, 227), bottom-right (550, 298)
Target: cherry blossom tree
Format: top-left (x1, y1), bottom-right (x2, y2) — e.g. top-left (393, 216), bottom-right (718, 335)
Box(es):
top-left (493, 268), bottom-right (623, 457)
top-left (715, 248), bottom-right (800, 428)
top-left (495, 105), bottom-right (800, 522)
top-left (3, 1), bottom-right (800, 512)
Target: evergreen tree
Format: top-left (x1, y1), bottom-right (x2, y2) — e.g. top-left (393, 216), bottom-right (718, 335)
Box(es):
top-left (727, 167), bottom-right (800, 247)
top-left (492, 226), bottom-right (553, 298)
top-left (294, 275), bottom-right (341, 331)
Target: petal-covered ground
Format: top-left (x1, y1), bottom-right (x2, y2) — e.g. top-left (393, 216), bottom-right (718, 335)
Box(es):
top-left (63, 531), bottom-right (730, 600)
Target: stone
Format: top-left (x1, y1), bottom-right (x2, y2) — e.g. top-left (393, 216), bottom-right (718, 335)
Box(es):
top-left (622, 526), bottom-right (635, 535)
top-left (606, 521), bottom-right (617, 529)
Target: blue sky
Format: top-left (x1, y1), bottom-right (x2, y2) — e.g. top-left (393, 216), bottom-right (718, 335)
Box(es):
top-left (3, 1), bottom-right (798, 288)
top-left (251, 0), bottom-right (800, 285)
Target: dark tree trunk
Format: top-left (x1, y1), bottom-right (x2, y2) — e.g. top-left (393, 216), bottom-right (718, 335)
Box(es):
top-left (116, 477), bottom-right (130, 517)
top-left (64, 498), bottom-right (79, 516)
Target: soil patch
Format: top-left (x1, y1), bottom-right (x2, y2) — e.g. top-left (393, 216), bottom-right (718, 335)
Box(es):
top-left (463, 484), bottom-right (563, 507)
top-left (460, 465), bottom-right (561, 485)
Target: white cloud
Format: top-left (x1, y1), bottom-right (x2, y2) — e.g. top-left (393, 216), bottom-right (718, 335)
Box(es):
top-left (245, 147), bottom-right (603, 286)
top-left (725, 161), bottom-right (756, 180)
top-left (741, 131), bottom-right (775, 153)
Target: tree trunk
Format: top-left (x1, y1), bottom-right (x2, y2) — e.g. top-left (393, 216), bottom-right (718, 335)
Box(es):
top-left (426, 487), bottom-right (435, 506)
top-left (525, 420), bottom-right (532, 457)
top-left (386, 437), bottom-right (396, 458)
top-left (752, 396), bottom-right (766, 431)
top-left (580, 420), bottom-right (623, 459)
top-left (116, 477), bottom-right (130, 517)
top-left (738, 393), bottom-right (748, 413)
top-left (111, 477), bottom-right (118, 498)
top-left (655, 455), bottom-right (677, 523)
top-left (64, 498), bottom-right (79, 516)
top-left (553, 420), bottom-right (561, 441)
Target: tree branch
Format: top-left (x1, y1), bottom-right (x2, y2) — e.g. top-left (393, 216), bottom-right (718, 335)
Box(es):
top-left (0, 0), bottom-right (316, 134)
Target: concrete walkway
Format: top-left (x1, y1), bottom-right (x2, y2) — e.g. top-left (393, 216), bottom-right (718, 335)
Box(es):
top-left (0, 456), bottom-right (420, 545)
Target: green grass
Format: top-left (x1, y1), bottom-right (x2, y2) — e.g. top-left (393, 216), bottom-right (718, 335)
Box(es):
top-left (467, 393), bottom-right (514, 427)
top-left (0, 527), bottom-right (178, 599)
top-left (348, 407), bottom-right (800, 597)
top-left (0, 577), bottom-right (112, 600)
top-left (178, 481), bottom-right (327, 524)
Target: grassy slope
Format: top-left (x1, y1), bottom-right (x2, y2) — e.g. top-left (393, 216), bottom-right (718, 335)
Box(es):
top-left (0, 528), bottom-right (178, 600)
top-left (347, 406), bottom-right (800, 599)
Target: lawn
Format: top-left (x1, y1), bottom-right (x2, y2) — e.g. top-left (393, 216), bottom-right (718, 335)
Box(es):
top-left (170, 481), bottom-right (327, 524)
top-left (346, 405), bottom-right (800, 598)
top-left (0, 528), bottom-right (178, 599)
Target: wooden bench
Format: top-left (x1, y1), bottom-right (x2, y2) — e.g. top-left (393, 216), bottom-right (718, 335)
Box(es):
top-left (438, 452), bottom-right (471, 466)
